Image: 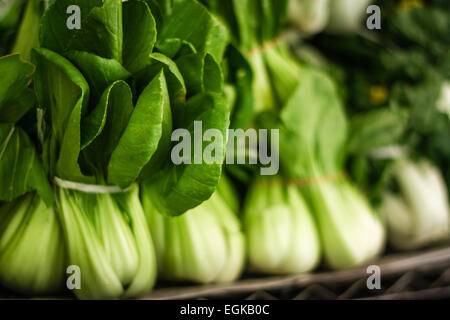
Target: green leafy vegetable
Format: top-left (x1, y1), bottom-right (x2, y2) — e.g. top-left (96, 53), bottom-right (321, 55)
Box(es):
top-left (142, 177), bottom-right (245, 284)
top-left (30, 0), bottom-right (232, 299)
top-left (276, 68), bottom-right (385, 270)
top-left (0, 52), bottom-right (59, 296)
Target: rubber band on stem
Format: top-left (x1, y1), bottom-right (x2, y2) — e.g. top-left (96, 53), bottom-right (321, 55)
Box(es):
top-left (246, 37), bottom-right (283, 57)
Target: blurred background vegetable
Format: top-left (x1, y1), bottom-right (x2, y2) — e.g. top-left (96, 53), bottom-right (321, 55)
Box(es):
top-left (380, 158), bottom-right (450, 250)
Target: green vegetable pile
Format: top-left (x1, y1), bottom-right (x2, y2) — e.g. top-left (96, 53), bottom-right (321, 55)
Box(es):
top-left (0, 0), bottom-right (449, 300)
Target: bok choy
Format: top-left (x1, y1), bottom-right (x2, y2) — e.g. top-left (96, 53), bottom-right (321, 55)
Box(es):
top-left (31, 0), bottom-right (231, 299)
top-left (380, 158), bottom-right (450, 250)
top-left (243, 179), bottom-right (320, 274)
top-left (0, 54), bottom-right (62, 294)
top-left (273, 67), bottom-right (385, 270)
top-left (0, 193), bottom-right (64, 294)
top-left (142, 177), bottom-right (245, 284)
top-left (32, 0), bottom-right (164, 299)
top-left (205, 0), bottom-right (384, 271)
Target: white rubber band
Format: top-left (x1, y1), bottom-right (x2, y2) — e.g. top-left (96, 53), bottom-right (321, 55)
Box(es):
top-left (54, 177), bottom-right (135, 194)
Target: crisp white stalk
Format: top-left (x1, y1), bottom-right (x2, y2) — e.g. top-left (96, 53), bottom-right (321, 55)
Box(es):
top-left (311, 178), bottom-right (385, 270)
top-left (437, 81), bottom-right (450, 118)
top-left (380, 159), bottom-right (450, 250)
top-left (288, 0), bottom-right (330, 35)
top-left (326, 0), bottom-right (372, 34)
top-left (142, 185), bottom-right (245, 284)
top-left (244, 181), bottom-right (321, 274)
top-left (0, 193), bottom-right (65, 294)
top-left (57, 186), bottom-right (156, 299)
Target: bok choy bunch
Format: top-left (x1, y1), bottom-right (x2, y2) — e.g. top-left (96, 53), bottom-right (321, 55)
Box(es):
top-left (380, 158), bottom-right (450, 250)
top-left (141, 176), bottom-right (245, 284)
top-left (0, 54), bottom-right (63, 295)
top-left (272, 68), bottom-right (385, 270)
top-left (32, 0), bottom-right (160, 299)
top-left (31, 0), bottom-right (230, 299)
top-left (136, 0), bottom-right (247, 284)
top-left (0, 193), bottom-right (64, 295)
top-left (202, 0), bottom-right (322, 274)
top-left (205, 0), bottom-right (384, 270)
top-left (243, 179), bottom-right (320, 274)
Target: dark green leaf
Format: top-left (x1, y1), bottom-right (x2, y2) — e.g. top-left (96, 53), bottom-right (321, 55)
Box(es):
top-left (147, 92), bottom-right (230, 216)
top-left (40, 0), bottom-right (123, 61)
top-left (176, 52), bottom-right (223, 98)
top-left (32, 47), bottom-right (92, 183)
top-left (348, 109), bottom-right (408, 155)
top-left (0, 124), bottom-right (53, 205)
top-left (107, 71), bottom-right (167, 187)
top-left (122, 0), bottom-right (156, 74)
top-left (160, 0), bottom-right (228, 62)
top-left (0, 54), bottom-right (35, 123)
top-left (66, 50), bottom-right (131, 105)
top-left (135, 52), bottom-right (186, 107)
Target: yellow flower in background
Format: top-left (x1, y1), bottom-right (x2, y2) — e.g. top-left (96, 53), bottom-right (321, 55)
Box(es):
top-left (397, 0), bottom-right (424, 12)
top-left (370, 85), bottom-right (389, 106)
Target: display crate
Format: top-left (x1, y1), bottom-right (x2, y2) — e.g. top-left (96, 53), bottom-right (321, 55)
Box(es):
top-left (141, 246), bottom-right (450, 300)
top-left (2, 246), bottom-right (450, 300)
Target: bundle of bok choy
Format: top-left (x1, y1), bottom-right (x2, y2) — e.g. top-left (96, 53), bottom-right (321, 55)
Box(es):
top-left (142, 176), bottom-right (245, 284)
top-left (0, 54), bottom-right (63, 295)
top-left (380, 158), bottom-right (450, 250)
top-left (31, 0), bottom-right (230, 299)
top-left (265, 67), bottom-right (385, 270)
top-left (138, 0), bottom-right (248, 285)
top-left (204, 0), bottom-right (385, 271)
top-left (243, 178), bottom-right (320, 274)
